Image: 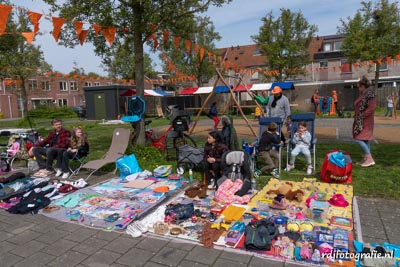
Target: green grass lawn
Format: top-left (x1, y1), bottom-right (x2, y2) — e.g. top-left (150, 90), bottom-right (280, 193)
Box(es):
top-left (1, 117), bottom-right (399, 199)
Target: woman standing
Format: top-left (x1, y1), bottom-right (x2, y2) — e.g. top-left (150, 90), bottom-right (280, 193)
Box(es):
top-left (352, 76), bottom-right (376, 167)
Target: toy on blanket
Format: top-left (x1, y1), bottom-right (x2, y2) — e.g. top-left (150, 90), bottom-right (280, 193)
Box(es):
top-left (267, 182), bottom-right (304, 202)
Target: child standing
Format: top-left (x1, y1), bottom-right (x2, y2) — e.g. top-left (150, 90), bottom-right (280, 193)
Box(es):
top-left (285, 121), bottom-right (313, 175)
top-left (258, 122), bottom-right (281, 178)
top-left (208, 102), bottom-right (219, 130)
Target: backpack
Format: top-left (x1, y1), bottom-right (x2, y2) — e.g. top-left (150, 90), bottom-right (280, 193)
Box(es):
top-left (244, 219), bottom-right (279, 250)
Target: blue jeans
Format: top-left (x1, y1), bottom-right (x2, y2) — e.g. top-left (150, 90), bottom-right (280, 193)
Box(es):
top-left (385, 107), bottom-right (393, 117)
top-left (354, 139), bottom-right (370, 154)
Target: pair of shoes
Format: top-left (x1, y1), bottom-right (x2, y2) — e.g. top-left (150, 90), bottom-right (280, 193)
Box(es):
top-left (271, 169), bottom-right (280, 179)
top-left (306, 165), bottom-right (313, 175)
top-left (55, 169), bottom-right (62, 177)
top-left (360, 160), bottom-right (375, 167)
top-left (284, 164), bottom-right (294, 172)
top-left (32, 169), bottom-right (46, 177)
top-left (61, 172), bottom-right (70, 179)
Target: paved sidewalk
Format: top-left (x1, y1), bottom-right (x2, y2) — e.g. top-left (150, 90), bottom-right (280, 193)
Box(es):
top-left (0, 116), bottom-right (399, 266)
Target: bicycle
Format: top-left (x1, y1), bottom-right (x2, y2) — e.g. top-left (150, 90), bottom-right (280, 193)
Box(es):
top-left (130, 119), bottom-right (197, 159)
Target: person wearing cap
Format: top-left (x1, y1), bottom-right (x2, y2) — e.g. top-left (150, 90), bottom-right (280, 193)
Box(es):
top-left (267, 86), bottom-right (291, 142)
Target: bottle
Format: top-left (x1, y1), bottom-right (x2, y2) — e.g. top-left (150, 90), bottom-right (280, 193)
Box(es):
top-left (189, 169), bottom-right (193, 182)
top-left (251, 178), bottom-right (257, 191)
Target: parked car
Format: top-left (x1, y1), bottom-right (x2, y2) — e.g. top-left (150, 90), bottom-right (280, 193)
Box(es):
top-left (71, 106), bottom-right (87, 120)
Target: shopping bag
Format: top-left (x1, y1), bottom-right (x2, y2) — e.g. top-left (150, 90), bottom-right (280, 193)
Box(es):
top-left (320, 150), bottom-right (352, 184)
top-left (116, 154), bottom-right (142, 178)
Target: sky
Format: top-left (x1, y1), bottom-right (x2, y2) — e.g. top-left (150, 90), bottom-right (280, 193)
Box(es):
top-left (9, 0), bottom-right (393, 76)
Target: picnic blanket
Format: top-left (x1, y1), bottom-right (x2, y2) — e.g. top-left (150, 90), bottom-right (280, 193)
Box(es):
top-left (39, 176), bottom-right (185, 231)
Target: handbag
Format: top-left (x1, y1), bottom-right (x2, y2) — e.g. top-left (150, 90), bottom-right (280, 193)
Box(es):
top-left (320, 150), bottom-right (352, 184)
top-left (164, 203), bottom-right (194, 221)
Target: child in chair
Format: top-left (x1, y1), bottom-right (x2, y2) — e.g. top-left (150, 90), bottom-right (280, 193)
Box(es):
top-left (285, 121), bottom-right (313, 175)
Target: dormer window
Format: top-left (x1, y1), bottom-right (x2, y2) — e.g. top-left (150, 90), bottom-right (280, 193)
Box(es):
top-left (323, 43), bottom-right (331, 52)
top-left (253, 49), bottom-right (261, 56)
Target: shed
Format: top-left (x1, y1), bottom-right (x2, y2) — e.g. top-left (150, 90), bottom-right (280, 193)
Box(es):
top-left (84, 85), bottom-right (133, 120)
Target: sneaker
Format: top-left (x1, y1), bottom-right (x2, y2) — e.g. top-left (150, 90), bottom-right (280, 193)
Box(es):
top-left (306, 165), bottom-right (313, 175)
top-left (55, 169), bottom-right (62, 177)
top-left (207, 179), bottom-right (215, 189)
top-left (254, 169), bottom-right (262, 178)
top-left (61, 172), bottom-right (70, 179)
top-left (284, 164), bottom-right (294, 172)
top-left (271, 169), bottom-right (280, 179)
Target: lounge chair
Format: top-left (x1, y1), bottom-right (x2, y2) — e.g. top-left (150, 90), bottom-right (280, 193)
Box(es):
top-left (82, 128), bottom-right (130, 181)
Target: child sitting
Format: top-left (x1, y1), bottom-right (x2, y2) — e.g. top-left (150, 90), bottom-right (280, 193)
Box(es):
top-left (285, 121), bottom-right (313, 175)
top-left (257, 122), bottom-right (281, 178)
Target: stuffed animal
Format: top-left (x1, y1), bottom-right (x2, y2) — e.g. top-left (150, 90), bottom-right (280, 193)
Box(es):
top-left (267, 182), bottom-right (304, 202)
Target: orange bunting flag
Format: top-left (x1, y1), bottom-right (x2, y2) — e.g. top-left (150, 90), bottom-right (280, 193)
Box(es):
top-left (21, 32), bottom-right (35, 44)
top-left (74, 21), bottom-right (83, 36)
top-left (396, 54), bottom-right (400, 61)
top-left (93, 24), bottom-right (101, 37)
top-left (185, 39), bottom-right (191, 55)
top-left (153, 39), bottom-right (159, 51)
top-left (0, 4), bottom-right (12, 33)
top-left (52, 17), bottom-right (65, 42)
top-left (386, 56), bottom-right (392, 65)
top-left (174, 36), bottom-right (180, 50)
top-left (376, 58), bottom-right (382, 65)
top-left (79, 29), bottom-right (88, 46)
top-left (162, 29), bottom-right (169, 46)
top-left (28, 11), bottom-right (42, 33)
top-left (193, 44), bottom-right (199, 56)
top-left (352, 63), bottom-right (358, 71)
top-left (101, 27), bottom-right (116, 45)
top-left (199, 47), bottom-right (205, 63)
top-left (368, 60), bottom-right (374, 67)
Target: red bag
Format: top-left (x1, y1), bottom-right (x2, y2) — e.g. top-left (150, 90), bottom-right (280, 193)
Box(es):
top-left (320, 150), bottom-right (352, 184)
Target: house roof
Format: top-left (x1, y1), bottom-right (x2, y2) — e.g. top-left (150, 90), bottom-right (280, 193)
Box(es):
top-left (216, 44), bottom-right (267, 68)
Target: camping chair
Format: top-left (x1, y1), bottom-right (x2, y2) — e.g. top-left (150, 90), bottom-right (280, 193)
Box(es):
top-left (81, 128), bottom-right (130, 181)
top-left (286, 113), bottom-right (317, 173)
top-left (68, 152), bottom-right (89, 179)
top-left (255, 117), bottom-right (284, 174)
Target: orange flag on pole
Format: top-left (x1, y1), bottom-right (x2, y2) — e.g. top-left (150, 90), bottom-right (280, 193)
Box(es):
top-left (174, 36), bottom-right (180, 50)
top-left (199, 47), bottom-right (205, 63)
top-left (21, 32), bottom-right (35, 44)
top-left (163, 29), bottom-right (169, 46)
top-left (0, 4), bottom-right (12, 34)
top-left (28, 11), bottom-right (43, 33)
top-left (93, 24), bottom-right (101, 37)
top-left (52, 17), bottom-right (65, 42)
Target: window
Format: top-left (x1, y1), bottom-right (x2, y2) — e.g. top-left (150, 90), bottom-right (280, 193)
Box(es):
top-left (28, 79), bottom-right (38, 90)
top-left (333, 41), bottom-right (342, 51)
top-left (253, 49), bottom-right (261, 56)
top-left (70, 81), bottom-right (78, 91)
top-left (251, 69), bottom-right (259, 80)
top-left (58, 99), bottom-right (68, 107)
top-left (323, 43), bottom-right (331, 52)
top-left (379, 61), bottom-right (388, 71)
top-left (59, 81), bottom-right (68, 91)
top-left (42, 80), bottom-right (51, 91)
top-left (340, 60), bottom-right (352, 73)
top-left (85, 81), bottom-right (92, 87)
top-left (94, 82), bottom-right (100, 86)
top-left (106, 82), bottom-right (113, 85)
top-left (319, 61), bottom-right (328, 68)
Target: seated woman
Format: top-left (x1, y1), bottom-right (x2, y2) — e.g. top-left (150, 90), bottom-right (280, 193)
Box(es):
top-left (57, 126), bottom-right (89, 179)
top-left (203, 131), bottom-right (229, 189)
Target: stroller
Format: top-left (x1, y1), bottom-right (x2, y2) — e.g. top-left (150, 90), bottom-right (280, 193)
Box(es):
top-left (217, 150), bottom-right (252, 196)
top-left (177, 144), bottom-right (204, 169)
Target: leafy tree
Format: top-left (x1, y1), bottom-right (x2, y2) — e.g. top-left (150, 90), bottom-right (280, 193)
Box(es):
top-left (0, 7), bottom-right (52, 116)
top-left (338, 0), bottom-right (400, 90)
top-left (162, 16), bottom-right (220, 87)
top-left (43, 0), bottom-right (231, 144)
top-left (252, 8), bottom-right (317, 81)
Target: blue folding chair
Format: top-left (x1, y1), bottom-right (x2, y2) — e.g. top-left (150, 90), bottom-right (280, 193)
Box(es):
top-left (286, 113), bottom-right (317, 174)
top-left (255, 117), bottom-right (284, 175)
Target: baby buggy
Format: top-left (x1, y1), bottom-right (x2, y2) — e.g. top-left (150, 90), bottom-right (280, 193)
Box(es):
top-left (217, 150), bottom-right (252, 196)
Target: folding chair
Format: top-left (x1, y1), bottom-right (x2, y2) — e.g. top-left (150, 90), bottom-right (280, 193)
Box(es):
top-left (256, 117), bottom-right (284, 174)
top-left (286, 113), bottom-right (317, 173)
top-left (68, 153), bottom-right (88, 178)
top-left (81, 128), bottom-right (130, 181)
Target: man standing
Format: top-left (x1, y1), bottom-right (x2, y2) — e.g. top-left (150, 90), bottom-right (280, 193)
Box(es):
top-left (29, 118), bottom-right (71, 177)
top-left (267, 86), bottom-right (291, 142)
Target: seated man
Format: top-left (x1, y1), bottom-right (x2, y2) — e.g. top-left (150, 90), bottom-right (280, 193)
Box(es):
top-left (29, 118), bottom-right (71, 177)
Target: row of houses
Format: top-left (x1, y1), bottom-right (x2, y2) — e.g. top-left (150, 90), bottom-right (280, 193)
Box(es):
top-left (1, 34), bottom-right (399, 119)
